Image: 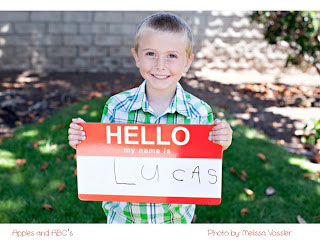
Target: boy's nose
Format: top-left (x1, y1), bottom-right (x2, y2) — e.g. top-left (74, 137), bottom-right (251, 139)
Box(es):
top-left (155, 57), bottom-right (166, 70)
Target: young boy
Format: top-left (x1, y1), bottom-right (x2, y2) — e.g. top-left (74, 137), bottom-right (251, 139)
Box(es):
top-left (68, 12), bottom-right (232, 224)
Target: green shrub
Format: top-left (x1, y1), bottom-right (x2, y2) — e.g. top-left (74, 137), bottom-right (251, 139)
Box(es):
top-left (249, 11), bottom-right (320, 75)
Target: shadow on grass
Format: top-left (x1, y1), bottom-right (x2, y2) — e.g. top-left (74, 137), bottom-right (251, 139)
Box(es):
top-left (0, 96), bottom-right (319, 223)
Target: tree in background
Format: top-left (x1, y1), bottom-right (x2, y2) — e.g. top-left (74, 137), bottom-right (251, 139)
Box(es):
top-left (250, 11), bottom-right (320, 75)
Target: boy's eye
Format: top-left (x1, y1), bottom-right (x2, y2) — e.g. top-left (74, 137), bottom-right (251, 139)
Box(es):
top-left (146, 52), bottom-right (155, 56)
top-left (168, 54), bottom-right (177, 58)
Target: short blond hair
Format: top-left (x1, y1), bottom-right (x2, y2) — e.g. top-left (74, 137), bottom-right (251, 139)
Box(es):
top-left (134, 12), bottom-right (193, 57)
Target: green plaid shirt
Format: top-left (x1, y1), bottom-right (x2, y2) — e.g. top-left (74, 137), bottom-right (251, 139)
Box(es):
top-left (100, 80), bottom-right (213, 223)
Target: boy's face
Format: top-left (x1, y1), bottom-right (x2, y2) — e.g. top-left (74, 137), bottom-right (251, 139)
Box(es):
top-left (131, 30), bottom-right (194, 95)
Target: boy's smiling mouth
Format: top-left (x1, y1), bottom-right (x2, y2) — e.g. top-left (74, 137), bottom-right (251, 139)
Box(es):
top-left (151, 74), bottom-right (170, 80)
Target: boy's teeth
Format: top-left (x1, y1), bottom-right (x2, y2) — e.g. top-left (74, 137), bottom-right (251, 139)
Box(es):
top-left (154, 75), bottom-right (167, 79)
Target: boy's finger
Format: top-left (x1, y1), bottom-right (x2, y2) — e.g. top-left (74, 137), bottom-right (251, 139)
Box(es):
top-left (213, 122), bottom-right (230, 131)
top-left (69, 140), bottom-right (80, 149)
top-left (68, 134), bottom-right (86, 141)
top-left (208, 135), bottom-right (228, 143)
top-left (212, 122), bottom-right (225, 130)
top-left (72, 118), bottom-right (86, 123)
top-left (214, 141), bottom-right (230, 148)
top-left (68, 128), bottom-right (85, 136)
top-left (69, 122), bottom-right (83, 130)
top-left (69, 140), bottom-right (79, 145)
top-left (212, 135), bottom-right (230, 141)
top-left (212, 128), bottom-right (231, 135)
top-left (214, 119), bottom-right (221, 123)
top-left (209, 135), bottom-right (229, 141)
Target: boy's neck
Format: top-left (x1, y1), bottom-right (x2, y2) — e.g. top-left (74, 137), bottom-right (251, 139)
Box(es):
top-left (145, 85), bottom-right (176, 117)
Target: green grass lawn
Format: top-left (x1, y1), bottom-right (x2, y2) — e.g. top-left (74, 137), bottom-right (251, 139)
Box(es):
top-left (0, 96), bottom-right (319, 223)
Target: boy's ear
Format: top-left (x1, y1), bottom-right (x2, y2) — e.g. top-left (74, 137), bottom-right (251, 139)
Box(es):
top-left (184, 54), bottom-right (194, 73)
top-left (131, 48), bottom-right (140, 68)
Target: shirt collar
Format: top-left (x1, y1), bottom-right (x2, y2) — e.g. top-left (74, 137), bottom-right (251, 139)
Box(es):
top-left (126, 80), bottom-right (195, 118)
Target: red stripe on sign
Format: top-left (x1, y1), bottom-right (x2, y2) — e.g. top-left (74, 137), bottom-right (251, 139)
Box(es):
top-left (77, 123), bottom-right (222, 159)
top-left (78, 194), bottom-right (221, 205)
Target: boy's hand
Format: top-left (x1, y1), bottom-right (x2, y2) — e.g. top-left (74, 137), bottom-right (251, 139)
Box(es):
top-left (68, 118), bottom-right (86, 150)
top-left (209, 119), bottom-right (233, 151)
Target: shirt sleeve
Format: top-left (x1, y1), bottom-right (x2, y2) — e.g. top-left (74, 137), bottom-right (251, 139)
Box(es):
top-left (100, 97), bottom-right (114, 123)
top-left (199, 101), bottom-right (214, 125)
